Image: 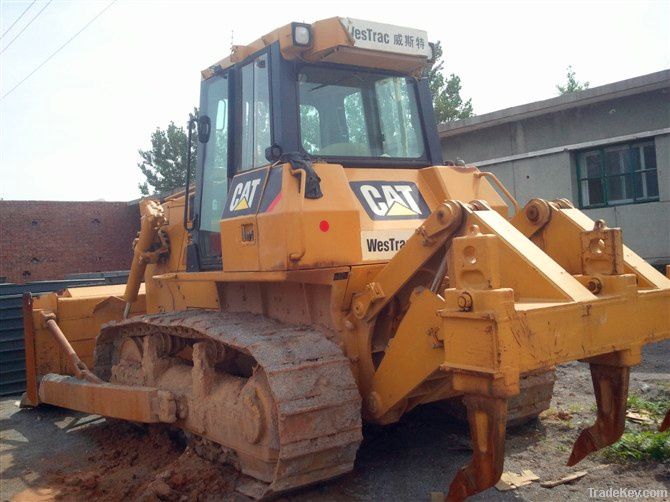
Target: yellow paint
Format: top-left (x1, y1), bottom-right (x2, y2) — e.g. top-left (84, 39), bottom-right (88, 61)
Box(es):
top-left (386, 202), bottom-right (417, 216)
top-left (26, 162), bottom-right (670, 433)
top-left (22, 19), bottom-right (669, 440)
top-left (233, 198), bottom-right (249, 211)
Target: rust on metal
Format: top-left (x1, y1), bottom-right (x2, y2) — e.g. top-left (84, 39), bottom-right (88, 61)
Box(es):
top-left (21, 293), bottom-right (39, 406)
top-left (446, 395), bottom-right (507, 501)
top-left (660, 410), bottom-right (670, 432)
top-left (567, 363), bottom-right (630, 466)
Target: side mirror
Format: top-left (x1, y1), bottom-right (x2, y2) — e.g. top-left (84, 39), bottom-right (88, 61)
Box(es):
top-left (197, 115), bottom-right (211, 143)
top-left (265, 144), bottom-right (283, 163)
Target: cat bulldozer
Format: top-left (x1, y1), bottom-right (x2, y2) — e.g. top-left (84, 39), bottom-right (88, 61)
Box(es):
top-left (22, 17), bottom-right (670, 501)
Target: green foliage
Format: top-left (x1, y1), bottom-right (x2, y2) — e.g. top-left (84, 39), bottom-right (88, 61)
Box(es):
top-left (300, 104), bottom-right (321, 154)
top-left (556, 65), bottom-right (590, 95)
top-left (138, 109), bottom-right (198, 196)
top-left (426, 41), bottom-right (473, 123)
top-left (627, 393), bottom-right (670, 418)
top-left (603, 431), bottom-right (670, 463)
top-left (602, 392), bottom-right (670, 463)
top-left (343, 92), bottom-right (368, 146)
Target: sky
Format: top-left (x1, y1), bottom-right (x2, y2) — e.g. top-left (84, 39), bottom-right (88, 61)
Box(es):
top-left (0, 0), bottom-right (668, 201)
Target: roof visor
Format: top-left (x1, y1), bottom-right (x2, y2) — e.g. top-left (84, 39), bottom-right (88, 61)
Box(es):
top-left (339, 18), bottom-right (432, 58)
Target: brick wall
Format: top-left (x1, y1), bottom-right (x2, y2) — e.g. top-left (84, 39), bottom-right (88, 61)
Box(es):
top-left (0, 201), bottom-right (140, 284)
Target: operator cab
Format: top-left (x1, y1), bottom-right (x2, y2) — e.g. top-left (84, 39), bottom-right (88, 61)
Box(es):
top-left (190, 18), bottom-right (442, 270)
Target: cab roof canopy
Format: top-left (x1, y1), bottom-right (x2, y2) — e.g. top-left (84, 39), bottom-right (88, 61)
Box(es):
top-left (202, 17), bottom-right (433, 80)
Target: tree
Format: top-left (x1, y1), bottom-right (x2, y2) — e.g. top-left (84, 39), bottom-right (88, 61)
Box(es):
top-left (556, 66), bottom-right (590, 95)
top-left (138, 111), bottom-right (198, 196)
top-left (426, 41), bottom-right (473, 123)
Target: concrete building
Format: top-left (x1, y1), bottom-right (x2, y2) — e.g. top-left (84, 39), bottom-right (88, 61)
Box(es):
top-left (439, 70), bottom-right (670, 267)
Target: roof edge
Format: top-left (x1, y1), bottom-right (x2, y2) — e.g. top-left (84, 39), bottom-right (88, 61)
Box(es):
top-left (438, 69), bottom-right (670, 137)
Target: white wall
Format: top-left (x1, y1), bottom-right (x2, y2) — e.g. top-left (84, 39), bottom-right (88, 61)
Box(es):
top-left (476, 136), bottom-right (669, 264)
top-left (439, 85), bottom-right (670, 266)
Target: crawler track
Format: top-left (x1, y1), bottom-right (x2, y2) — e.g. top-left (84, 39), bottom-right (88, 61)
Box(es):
top-left (93, 310), bottom-right (362, 499)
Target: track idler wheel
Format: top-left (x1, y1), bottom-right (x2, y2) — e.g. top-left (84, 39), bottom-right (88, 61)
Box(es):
top-left (446, 395), bottom-right (507, 502)
top-left (567, 361), bottom-right (631, 466)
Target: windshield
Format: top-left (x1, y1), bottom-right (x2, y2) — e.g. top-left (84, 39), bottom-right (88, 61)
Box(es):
top-left (298, 67), bottom-right (425, 159)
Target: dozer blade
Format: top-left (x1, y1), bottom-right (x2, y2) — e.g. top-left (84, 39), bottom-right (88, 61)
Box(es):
top-left (446, 396), bottom-right (507, 502)
top-left (567, 362), bottom-right (630, 466)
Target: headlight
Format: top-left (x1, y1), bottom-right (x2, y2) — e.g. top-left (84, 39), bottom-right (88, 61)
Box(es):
top-left (292, 22), bottom-right (312, 47)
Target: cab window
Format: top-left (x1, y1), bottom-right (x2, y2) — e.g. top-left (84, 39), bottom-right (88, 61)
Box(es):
top-left (300, 104), bottom-right (321, 155)
top-left (239, 54), bottom-right (271, 171)
top-left (198, 73), bottom-right (228, 259)
top-left (298, 66), bottom-right (424, 159)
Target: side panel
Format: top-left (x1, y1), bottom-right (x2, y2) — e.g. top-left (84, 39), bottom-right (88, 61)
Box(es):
top-left (219, 164), bottom-right (508, 272)
top-left (219, 167), bottom-right (269, 271)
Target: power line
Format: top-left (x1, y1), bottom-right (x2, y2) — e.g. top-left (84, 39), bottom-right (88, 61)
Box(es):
top-left (2, 0), bottom-right (118, 100)
top-left (1, 0), bottom-right (52, 55)
top-left (1, 0), bottom-right (37, 40)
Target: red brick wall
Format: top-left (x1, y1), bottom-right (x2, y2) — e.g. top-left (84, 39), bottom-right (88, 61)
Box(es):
top-left (0, 201), bottom-right (140, 284)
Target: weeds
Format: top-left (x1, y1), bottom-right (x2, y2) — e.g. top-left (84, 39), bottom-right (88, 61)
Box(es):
top-left (568, 403), bottom-right (584, 414)
top-left (627, 394), bottom-right (670, 419)
top-left (603, 431), bottom-right (670, 463)
top-left (602, 392), bottom-right (670, 463)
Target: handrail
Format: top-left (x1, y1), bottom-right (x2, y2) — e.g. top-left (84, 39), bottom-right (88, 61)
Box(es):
top-left (475, 171), bottom-right (521, 215)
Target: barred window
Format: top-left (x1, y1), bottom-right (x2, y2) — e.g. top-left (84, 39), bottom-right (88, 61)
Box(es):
top-left (577, 140), bottom-right (659, 208)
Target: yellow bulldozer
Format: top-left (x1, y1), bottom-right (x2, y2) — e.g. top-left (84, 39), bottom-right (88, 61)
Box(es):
top-left (21, 17), bottom-right (670, 501)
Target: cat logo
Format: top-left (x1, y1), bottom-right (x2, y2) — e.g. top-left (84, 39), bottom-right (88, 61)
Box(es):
top-left (221, 169), bottom-right (268, 218)
top-left (350, 181), bottom-right (430, 220)
top-left (230, 178), bottom-right (261, 211)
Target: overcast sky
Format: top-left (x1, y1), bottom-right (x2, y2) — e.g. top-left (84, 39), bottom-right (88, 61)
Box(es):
top-left (1, 0), bottom-right (668, 201)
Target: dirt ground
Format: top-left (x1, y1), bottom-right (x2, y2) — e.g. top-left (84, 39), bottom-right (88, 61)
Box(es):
top-left (1, 341), bottom-right (668, 502)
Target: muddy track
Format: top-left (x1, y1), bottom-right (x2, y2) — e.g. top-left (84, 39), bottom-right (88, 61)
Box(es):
top-left (92, 310), bottom-right (363, 499)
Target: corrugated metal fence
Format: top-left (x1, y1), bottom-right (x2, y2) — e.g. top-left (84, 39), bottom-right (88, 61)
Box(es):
top-left (0, 272), bottom-right (128, 396)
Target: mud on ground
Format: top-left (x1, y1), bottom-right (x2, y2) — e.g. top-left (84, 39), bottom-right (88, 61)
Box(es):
top-left (1, 340), bottom-right (668, 502)
top-left (9, 424), bottom-right (243, 502)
